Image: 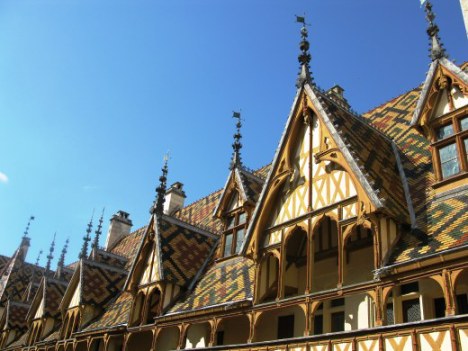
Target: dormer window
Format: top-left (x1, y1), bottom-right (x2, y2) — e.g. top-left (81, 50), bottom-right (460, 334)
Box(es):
top-left (432, 112), bottom-right (468, 181)
top-left (223, 211), bottom-right (247, 257)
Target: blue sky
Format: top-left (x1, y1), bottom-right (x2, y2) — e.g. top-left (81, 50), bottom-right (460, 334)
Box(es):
top-left (0, 0), bottom-right (466, 267)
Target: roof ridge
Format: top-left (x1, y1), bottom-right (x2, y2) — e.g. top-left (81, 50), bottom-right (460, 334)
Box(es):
top-left (363, 85), bottom-right (423, 117)
top-left (176, 187), bottom-right (223, 213)
top-left (161, 214), bottom-right (219, 239)
top-left (177, 164), bottom-right (271, 213)
top-left (318, 91), bottom-right (395, 144)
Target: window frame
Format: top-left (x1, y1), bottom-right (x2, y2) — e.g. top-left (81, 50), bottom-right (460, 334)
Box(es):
top-left (431, 107), bottom-right (468, 184)
top-left (222, 209), bottom-right (248, 257)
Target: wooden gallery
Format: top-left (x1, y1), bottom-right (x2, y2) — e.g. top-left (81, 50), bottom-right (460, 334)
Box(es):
top-left (1, 4), bottom-right (468, 351)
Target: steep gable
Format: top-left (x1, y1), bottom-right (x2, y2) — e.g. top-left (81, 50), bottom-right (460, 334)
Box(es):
top-left (243, 84), bottom-right (409, 257)
top-left (412, 58), bottom-right (468, 134)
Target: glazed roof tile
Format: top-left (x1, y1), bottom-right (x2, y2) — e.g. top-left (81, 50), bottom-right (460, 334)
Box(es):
top-left (0, 255), bottom-right (9, 275)
top-left (174, 190), bottom-right (224, 234)
top-left (84, 292), bottom-right (133, 331)
top-left (238, 167), bottom-right (267, 203)
top-left (363, 73), bottom-right (468, 264)
top-left (80, 260), bottom-right (127, 307)
top-left (6, 301), bottom-right (30, 330)
top-left (5, 331), bottom-right (28, 349)
top-left (158, 215), bottom-right (217, 287)
top-left (317, 94), bottom-right (409, 222)
top-left (169, 256), bottom-right (254, 313)
top-left (43, 278), bottom-right (69, 318)
top-left (111, 226), bottom-right (146, 270)
top-left (92, 248), bottom-right (127, 269)
top-left (174, 165), bottom-right (271, 234)
top-left (0, 260), bottom-right (44, 305)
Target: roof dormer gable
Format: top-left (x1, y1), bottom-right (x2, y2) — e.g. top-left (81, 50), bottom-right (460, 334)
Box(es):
top-left (412, 58), bottom-right (468, 137)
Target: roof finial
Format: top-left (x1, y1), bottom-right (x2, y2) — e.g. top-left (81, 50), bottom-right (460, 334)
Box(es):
top-left (423, 1), bottom-right (447, 61)
top-left (152, 154), bottom-right (169, 216)
top-left (92, 208), bottom-right (105, 252)
top-left (230, 111), bottom-right (243, 170)
top-left (45, 232), bottom-right (56, 273)
top-left (23, 216), bottom-right (35, 239)
top-left (79, 212), bottom-right (94, 259)
top-left (295, 15), bottom-right (313, 88)
top-left (57, 238), bottom-right (69, 271)
top-left (35, 250), bottom-right (43, 266)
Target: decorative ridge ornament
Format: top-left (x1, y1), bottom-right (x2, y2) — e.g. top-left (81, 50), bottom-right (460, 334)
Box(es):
top-left (295, 15), bottom-right (314, 88)
top-left (23, 215), bottom-right (35, 239)
top-left (424, 1), bottom-right (447, 61)
top-left (79, 212), bottom-right (94, 259)
top-left (92, 208), bottom-right (105, 252)
top-left (230, 111), bottom-right (243, 170)
top-left (35, 250), bottom-right (43, 266)
top-left (152, 154), bottom-right (169, 216)
top-left (45, 232), bottom-right (56, 274)
top-left (57, 238), bottom-right (69, 271)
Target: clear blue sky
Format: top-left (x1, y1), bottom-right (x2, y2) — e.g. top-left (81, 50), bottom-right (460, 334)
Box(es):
top-left (0, 0), bottom-right (466, 267)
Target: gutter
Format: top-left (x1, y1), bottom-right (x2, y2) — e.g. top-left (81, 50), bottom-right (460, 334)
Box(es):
top-left (375, 242), bottom-right (468, 277)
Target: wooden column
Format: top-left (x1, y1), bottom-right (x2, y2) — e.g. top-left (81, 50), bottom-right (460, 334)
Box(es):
top-left (337, 223), bottom-right (344, 289)
top-left (306, 218), bottom-right (313, 294)
top-left (277, 246), bottom-right (285, 300)
top-left (208, 318), bottom-right (219, 347)
top-left (178, 324), bottom-right (188, 350)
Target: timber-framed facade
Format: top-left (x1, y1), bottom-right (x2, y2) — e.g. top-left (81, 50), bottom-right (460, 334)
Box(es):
top-left (1, 3), bottom-right (468, 351)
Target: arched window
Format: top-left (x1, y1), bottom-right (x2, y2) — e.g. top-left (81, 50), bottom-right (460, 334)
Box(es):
top-left (258, 253), bottom-right (279, 302)
top-left (312, 216), bottom-right (338, 292)
top-left (283, 228), bottom-right (307, 297)
top-left (145, 288), bottom-right (161, 324)
top-left (130, 292), bottom-right (145, 326)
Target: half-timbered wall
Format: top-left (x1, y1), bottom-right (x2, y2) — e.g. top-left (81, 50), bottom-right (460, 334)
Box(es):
top-left (139, 242), bottom-right (159, 285)
top-left (269, 125), bottom-right (310, 228)
top-left (434, 85), bottom-right (468, 118)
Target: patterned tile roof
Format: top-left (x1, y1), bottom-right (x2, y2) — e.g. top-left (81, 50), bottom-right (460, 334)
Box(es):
top-left (111, 226), bottom-right (146, 270)
top-left (362, 73), bottom-right (468, 264)
top-left (84, 291), bottom-right (133, 331)
top-left (238, 168), bottom-right (265, 203)
top-left (43, 330), bottom-right (60, 342)
top-left (6, 301), bottom-right (29, 330)
top-left (44, 278), bottom-right (69, 318)
top-left (92, 249), bottom-right (127, 269)
top-left (174, 190), bottom-right (224, 234)
top-left (170, 256), bottom-right (254, 313)
top-left (80, 260), bottom-right (127, 307)
top-left (6, 331), bottom-right (28, 349)
top-left (0, 255), bottom-right (9, 276)
top-left (0, 260), bottom-right (44, 305)
top-left (174, 165), bottom-right (271, 234)
top-left (158, 216), bottom-right (218, 287)
top-left (317, 94), bottom-right (409, 222)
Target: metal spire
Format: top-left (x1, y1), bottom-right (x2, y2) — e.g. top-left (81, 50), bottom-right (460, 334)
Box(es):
top-left (295, 15), bottom-right (313, 88)
top-left (35, 250), bottom-right (43, 266)
top-left (57, 238), bottom-right (69, 271)
top-left (79, 213), bottom-right (94, 259)
top-left (23, 216), bottom-right (35, 239)
top-left (424, 1), bottom-right (447, 61)
top-left (92, 208), bottom-right (105, 251)
top-left (230, 111), bottom-right (243, 170)
top-left (45, 233), bottom-right (56, 273)
top-left (152, 155), bottom-right (169, 216)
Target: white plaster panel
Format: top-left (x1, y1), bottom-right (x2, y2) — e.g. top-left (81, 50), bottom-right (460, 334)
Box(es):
top-left (459, 328), bottom-right (468, 351)
top-left (357, 339), bottom-right (379, 351)
top-left (333, 342), bottom-right (353, 351)
top-left (419, 331), bottom-right (451, 351)
top-left (384, 335), bottom-right (412, 351)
